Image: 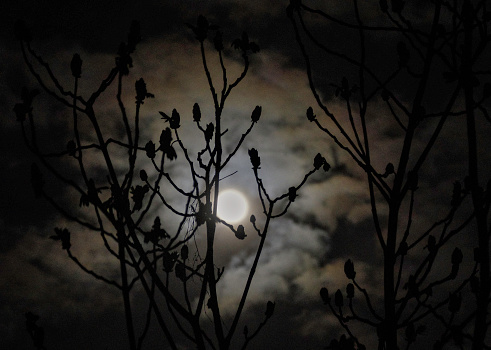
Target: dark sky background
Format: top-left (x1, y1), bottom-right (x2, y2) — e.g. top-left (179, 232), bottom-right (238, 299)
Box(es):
top-left (1, 1), bottom-right (490, 349)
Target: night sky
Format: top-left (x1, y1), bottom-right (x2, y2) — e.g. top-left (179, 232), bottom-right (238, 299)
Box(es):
top-left (1, 1), bottom-right (490, 349)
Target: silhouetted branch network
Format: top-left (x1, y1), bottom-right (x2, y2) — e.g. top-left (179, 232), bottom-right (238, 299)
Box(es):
top-left (288, 0), bottom-right (490, 349)
top-left (14, 16), bottom-right (326, 350)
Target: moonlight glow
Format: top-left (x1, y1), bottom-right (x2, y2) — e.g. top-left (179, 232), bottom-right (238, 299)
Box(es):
top-left (217, 189), bottom-right (248, 223)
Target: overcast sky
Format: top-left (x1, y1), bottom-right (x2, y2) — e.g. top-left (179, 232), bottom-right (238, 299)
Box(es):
top-left (1, 1), bottom-right (490, 349)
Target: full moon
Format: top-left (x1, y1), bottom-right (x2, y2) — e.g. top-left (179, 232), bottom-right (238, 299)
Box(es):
top-left (217, 189), bottom-right (248, 223)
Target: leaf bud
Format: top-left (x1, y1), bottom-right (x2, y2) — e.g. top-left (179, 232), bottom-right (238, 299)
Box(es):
top-left (323, 162), bottom-right (331, 172)
top-left (181, 245), bottom-right (189, 260)
top-left (334, 289), bottom-right (343, 307)
top-left (346, 283), bottom-right (354, 299)
top-left (384, 162), bottom-right (394, 176)
top-left (159, 128), bottom-right (173, 150)
top-left (451, 247), bottom-right (463, 265)
top-left (170, 109), bottom-right (181, 129)
top-left (306, 106), bottom-right (316, 122)
top-left (139, 169), bottom-right (148, 182)
top-left (288, 187), bottom-right (297, 202)
top-left (251, 105), bottom-right (262, 123)
top-left (145, 141), bottom-right (156, 159)
top-left (162, 250), bottom-right (176, 272)
top-left (235, 225), bottom-right (246, 240)
top-left (320, 287), bottom-right (330, 304)
top-left (248, 148), bottom-right (261, 170)
top-left (193, 103), bottom-right (201, 122)
top-left (313, 153), bottom-right (325, 170)
top-left (205, 123), bottom-right (214, 142)
top-left (344, 259), bottom-right (356, 279)
top-left (50, 227), bottom-right (71, 250)
top-left (135, 78), bottom-right (154, 103)
top-left (196, 202), bottom-right (209, 226)
top-left (70, 53), bottom-right (82, 78)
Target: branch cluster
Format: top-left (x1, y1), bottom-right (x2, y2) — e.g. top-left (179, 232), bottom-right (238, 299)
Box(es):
top-left (288, 0), bottom-right (491, 348)
top-left (15, 15), bottom-right (325, 350)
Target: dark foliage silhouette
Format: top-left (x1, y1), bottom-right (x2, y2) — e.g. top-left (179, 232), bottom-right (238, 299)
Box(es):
top-left (14, 16), bottom-right (324, 349)
top-left (289, 0), bottom-right (490, 348)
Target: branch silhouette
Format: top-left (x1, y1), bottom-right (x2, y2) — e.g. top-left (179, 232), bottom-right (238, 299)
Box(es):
top-left (288, 0), bottom-right (491, 348)
top-left (14, 15), bottom-right (322, 350)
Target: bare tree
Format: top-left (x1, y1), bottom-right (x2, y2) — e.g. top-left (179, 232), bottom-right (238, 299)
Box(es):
top-left (288, 0), bottom-right (490, 348)
top-left (14, 16), bottom-right (325, 350)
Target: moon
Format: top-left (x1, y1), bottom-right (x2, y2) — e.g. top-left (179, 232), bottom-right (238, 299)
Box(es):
top-left (217, 189), bottom-right (249, 223)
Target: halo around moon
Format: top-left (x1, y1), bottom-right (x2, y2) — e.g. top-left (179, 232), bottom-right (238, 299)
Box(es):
top-left (217, 189), bottom-right (248, 223)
